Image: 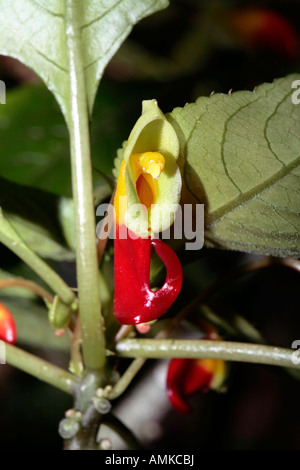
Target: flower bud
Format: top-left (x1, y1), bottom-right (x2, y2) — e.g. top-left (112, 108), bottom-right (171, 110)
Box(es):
top-left (0, 302), bottom-right (16, 344)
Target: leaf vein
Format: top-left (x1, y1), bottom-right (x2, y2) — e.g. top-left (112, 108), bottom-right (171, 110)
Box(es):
top-left (83, 27), bottom-right (130, 71)
top-left (263, 90), bottom-right (291, 166)
top-left (81, 0), bottom-right (124, 30)
top-left (28, 0), bottom-right (64, 18)
top-left (34, 48), bottom-right (67, 73)
top-left (207, 155), bottom-right (300, 228)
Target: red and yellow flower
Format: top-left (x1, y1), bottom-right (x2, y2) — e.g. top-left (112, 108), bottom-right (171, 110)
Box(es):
top-left (113, 100), bottom-right (183, 325)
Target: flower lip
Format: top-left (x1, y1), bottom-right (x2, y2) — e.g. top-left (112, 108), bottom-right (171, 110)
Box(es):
top-left (131, 151), bottom-right (165, 210)
top-left (113, 224), bottom-right (183, 325)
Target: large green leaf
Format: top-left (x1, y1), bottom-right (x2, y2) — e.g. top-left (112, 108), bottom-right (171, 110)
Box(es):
top-left (168, 74), bottom-right (300, 257)
top-left (0, 83), bottom-right (148, 196)
top-left (0, 85), bottom-right (71, 195)
top-left (0, 176), bottom-right (75, 260)
top-left (0, 0), bottom-right (168, 119)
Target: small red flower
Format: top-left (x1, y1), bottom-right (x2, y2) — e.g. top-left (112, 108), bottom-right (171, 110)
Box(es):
top-left (0, 302), bottom-right (17, 344)
top-left (166, 356), bottom-right (226, 414)
top-left (166, 323), bottom-right (226, 414)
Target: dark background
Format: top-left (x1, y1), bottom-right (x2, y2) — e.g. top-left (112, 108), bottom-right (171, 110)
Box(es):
top-left (0, 0), bottom-right (299, 450)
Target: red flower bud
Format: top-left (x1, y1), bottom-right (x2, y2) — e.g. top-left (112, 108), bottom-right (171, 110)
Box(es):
top-left (166, 356), bottom-right (226, 414)
top-left (167, 324), bottom-right (226, 414)
top-left (0, 302), bottom-right (17, 344)
top-left (114, 224), bottom-right (182, 325)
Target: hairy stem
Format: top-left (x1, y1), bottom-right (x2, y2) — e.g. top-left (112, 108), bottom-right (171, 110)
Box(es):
top-left (4, 343), bottom-right (77, 393)
top-left (65, 1), bottom-right (106, 371)
top-left (115, 339), bottom-right (299, 369)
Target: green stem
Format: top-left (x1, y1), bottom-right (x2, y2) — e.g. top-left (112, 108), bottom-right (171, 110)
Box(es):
top-left (70, 316), bottom-right (84, 377)
top-left (64, 404), bottom-right (101, 450)
top-left (97, 190), bottom-right (115, 266)
top-left (65, 1), bottom-right (106, 371)
top-left (115, 339), bottom-right (300, 369)
top-left (109, 358), bottom-right (146, 400)
top-left (0, 278), bottom-right (53, 303)
top-left (5, 343), bottom-right (77, 394)
top-left (64, 369), bottom-right (109, 449)
top-left (0, 212), bottom-right (75, 306)
top-left (109, 257), bottom-right (300, 401)
top-left (98, 270), bottom-right (111, 318)
top-left (73, 371), bottom-right (103, 413)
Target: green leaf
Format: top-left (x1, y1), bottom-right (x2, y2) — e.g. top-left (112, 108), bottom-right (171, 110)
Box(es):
top-left (0, 0), bottom-right (169, 119)
top-left (0, 176), bottom-right (75, 261)
top-left (58, 197), bottom-right (76, 252)
top-left (0, 83), bottom-right (142, 196)
top-left (168, 74), bottom-right (300, 257)
top-left (0, 85), bottom-right (71, 196)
